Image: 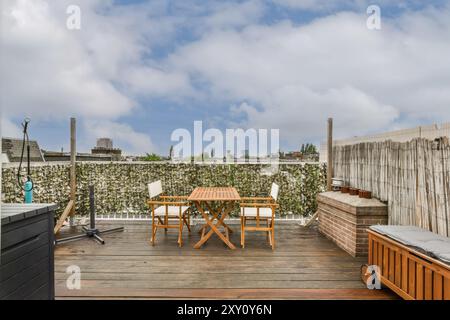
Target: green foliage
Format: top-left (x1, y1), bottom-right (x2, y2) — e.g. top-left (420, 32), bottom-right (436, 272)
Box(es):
top-left (142, 153), bottom-right (163, 161)
top-left (2, 162), bottom-right (327, 219)
top-left (301, 143), bottom-right (318, 154)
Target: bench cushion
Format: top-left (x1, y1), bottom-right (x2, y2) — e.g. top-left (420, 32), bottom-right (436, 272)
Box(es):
top-left (369, 225), bottom-right (450, 265)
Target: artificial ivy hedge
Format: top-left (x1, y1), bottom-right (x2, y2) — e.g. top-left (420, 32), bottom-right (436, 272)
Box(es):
top-left (2, 162), bottom-right (326, 218)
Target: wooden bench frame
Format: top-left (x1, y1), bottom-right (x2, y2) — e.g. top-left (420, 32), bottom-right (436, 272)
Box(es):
top-left (368, 229), bottom-right (450, 300)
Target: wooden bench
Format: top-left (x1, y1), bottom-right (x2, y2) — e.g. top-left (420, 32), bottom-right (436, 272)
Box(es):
top-left (368, 229), bottom-right (450, 300)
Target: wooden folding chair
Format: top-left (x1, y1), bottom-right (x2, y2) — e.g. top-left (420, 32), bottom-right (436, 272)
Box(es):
top-left (147, 181), bottom-right (191, 247)
top-left (240, 183), bottom-right (279, 250)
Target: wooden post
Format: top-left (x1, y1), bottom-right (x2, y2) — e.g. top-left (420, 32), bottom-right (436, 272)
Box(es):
top-left (70, 118), bottom-right (76, 224)
top-left (327, 118), bottom-right (333, 191)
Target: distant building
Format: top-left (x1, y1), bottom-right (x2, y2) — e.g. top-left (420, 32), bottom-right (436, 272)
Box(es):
top-left (124, 155), bottom-right (140, 162)
top-left (42, 150), bottom-right (114, 162)
top-left (1, 153), bottom-right (10, 163)
top-left (280, 151), bottom-right (302, 161)
top-left (91, 138), bottom-right (122, 161)
top-left (43, 137), bottom-right (123, 162)
top-left (96, 138), bottom-right (113, 149)
top-left (279, 151), bottom-right (319, 162)
top-left (1, 138), bottom-right (44, 162)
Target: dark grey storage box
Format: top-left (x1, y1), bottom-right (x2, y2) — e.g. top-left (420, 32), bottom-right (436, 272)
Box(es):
top-left (1, 204), bottom-right (57, 300)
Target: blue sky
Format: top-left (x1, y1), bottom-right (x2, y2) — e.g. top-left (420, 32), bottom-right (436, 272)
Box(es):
top-left (2, 0), bottom-right (450, 155)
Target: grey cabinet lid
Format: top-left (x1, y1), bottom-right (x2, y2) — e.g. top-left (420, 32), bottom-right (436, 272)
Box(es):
top-left (1, 204), bottom-right (58, 225)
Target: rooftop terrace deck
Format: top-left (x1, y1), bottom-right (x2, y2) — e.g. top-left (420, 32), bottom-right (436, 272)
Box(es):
top-left (55, 221), bottom-right (397, 299)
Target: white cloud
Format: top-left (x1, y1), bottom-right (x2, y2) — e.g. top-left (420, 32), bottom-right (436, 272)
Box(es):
top-left (1, 0), bottom-right (134, 121)
top-left (0, 0), bottom-right (180, 153)
top-left (2, 0), bottom-right (264, 154)
top-left (2, 0), bottom-right (450, 153)
top-left (272, 0), bottom-right (354, 11)
top-left (84, 120), bottom-right (154, 155)
top-left (168, 8), bottom-right (450, 145)
top-left (233, 86), bottom-right (398, 142)
top-left (271, 0), bottom-right (427, 11)
top-left (203, 0), bottom-right (265, 29)
top-left (1, 117), bottom-right (22, 138)
top-left (123, 66), bottom-right (194, 98)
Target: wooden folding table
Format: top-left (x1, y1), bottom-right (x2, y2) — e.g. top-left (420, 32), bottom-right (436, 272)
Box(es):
top-left (188, 187), bottom-right (240, 249)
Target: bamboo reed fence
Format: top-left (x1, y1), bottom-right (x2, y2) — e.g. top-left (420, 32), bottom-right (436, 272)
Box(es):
top-left (333, 138), bottom-right (450, 237)
top-left (320, 122), bottom-right (450, 163)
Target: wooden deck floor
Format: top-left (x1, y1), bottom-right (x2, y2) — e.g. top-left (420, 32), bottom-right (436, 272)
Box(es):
top-left (55, 221), bottom-right (397, 299)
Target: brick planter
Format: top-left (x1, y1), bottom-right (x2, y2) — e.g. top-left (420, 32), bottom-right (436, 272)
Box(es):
top-left (317, 191), bottom-right (388, 257)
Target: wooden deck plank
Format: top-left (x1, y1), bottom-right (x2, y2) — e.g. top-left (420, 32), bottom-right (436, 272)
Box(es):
top-left (54, 222), bottom-right (397, 300)
top-left (54, 272), bottom-right (363, 281)
top-left (56, 288), bottom-right (396, 300)
top-left (56, 279), bottom-right (368, 289)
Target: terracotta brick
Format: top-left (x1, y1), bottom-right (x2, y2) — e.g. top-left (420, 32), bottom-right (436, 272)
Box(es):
top-left (317, 192), bottom-right (388, 257)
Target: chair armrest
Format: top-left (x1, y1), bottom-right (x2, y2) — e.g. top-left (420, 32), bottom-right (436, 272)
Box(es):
top-left (160, 195), bottom-right (189, 200)
top-left (239, 202), bottom-right (279, 208)
top-left (148, 200), bottom-right (188, 206)
top-left (240, 197), bottom-right (274, 202)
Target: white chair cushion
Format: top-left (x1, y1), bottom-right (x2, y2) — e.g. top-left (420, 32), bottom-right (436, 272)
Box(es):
top-left (240, 207), bottom-right (273, 217)
top-left (153, 205), bottom-right (190, 216)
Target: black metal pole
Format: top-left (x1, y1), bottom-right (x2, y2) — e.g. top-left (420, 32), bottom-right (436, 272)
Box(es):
top-left (89, 185), bottom-right (95, 230)
top-left (27, 144), bottom-right (31, 177)
top-left (55, 184), bottom-right (124, 245)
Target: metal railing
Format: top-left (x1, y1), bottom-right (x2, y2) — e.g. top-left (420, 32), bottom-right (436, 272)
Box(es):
top-left (94, 213), bottom-right (311, 224)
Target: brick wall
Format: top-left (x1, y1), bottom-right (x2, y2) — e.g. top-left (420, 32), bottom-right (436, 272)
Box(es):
top-left (318, 192), bottom-right (388, 257)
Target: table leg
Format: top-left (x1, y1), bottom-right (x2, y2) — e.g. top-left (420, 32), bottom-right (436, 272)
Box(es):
top-left (198, 202), bottom-right (225, 234)
top-left (205, 201), bottom-right (234, 234)
top-left (199, 202), bottom-right (234, 235)
top-left (194, 201), bottom-right (236, 250)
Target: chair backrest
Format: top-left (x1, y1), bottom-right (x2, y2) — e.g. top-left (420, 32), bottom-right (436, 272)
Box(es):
top-left (270, 183), bottom-right (279, 201)
top-left (148, 180), bottom-right (163, 199)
